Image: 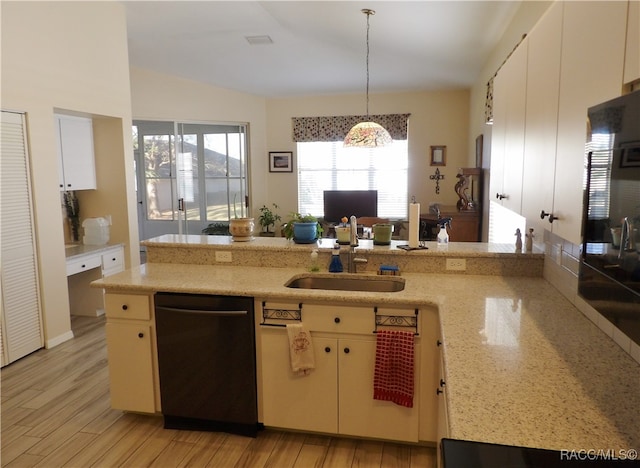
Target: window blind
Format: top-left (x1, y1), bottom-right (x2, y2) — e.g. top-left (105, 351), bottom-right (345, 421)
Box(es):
top-left (297, 140), bottom-right (409, 219)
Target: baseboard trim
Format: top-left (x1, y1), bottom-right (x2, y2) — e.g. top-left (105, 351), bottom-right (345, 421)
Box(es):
top-left (46, 330), bottom-right (74, 349)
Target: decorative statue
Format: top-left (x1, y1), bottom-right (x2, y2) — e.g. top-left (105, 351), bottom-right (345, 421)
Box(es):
top-left (515, 228), bottom-right (523, 252)
top-left (525, 228), bottom-right (534, 252)
top-left (455, 172), bottom-right (471, 210)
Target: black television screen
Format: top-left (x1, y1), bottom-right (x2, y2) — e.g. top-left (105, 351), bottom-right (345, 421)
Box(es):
top-left (323, 190), bottom-right (378, 223)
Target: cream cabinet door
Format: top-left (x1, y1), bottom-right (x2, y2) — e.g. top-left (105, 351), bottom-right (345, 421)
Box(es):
top-left (260, 328), bottom-right (337, 433)
top-left (339, 337), bottom-right (420, 442)
top-left (105, 321), bottom-right (156, 413)
top-left (521, 1), bottom-right (563, 235)
top-left (56, 114), bottom-right (96, 191)
top-left (553, 1), bottom-right (627, 244)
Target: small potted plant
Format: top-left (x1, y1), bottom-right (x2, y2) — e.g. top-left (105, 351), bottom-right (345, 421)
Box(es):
top-left (282, 212), bottom-right (323, 243)
top-left (258, 204), bottom-right (281, 237)
top-left (228, 195), bottom-right (254, 241)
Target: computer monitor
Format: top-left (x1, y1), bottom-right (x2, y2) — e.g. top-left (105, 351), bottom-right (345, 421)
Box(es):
top-left (323, 190), bottom-right (378, 223)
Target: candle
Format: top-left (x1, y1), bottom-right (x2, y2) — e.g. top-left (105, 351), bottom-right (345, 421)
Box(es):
top-left (409, 202), bottom-right (420, 248)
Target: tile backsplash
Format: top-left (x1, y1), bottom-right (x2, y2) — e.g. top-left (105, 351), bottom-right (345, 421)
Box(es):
top-left (543, 230), bottom-right (640, 364)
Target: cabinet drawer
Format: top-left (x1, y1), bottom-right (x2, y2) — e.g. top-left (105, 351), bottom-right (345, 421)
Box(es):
top-left (302, 304), bottom-right (375, 335)
top-left (101, 249), bottom-right (124, 276)
top-left (105, 293), bottom-right (151, 320)
top-left (66, 255), bottom-right (101, 276)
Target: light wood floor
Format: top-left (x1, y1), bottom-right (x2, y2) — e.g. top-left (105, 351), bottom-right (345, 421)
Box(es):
top-left (1, 316), bottom-right (435, 467)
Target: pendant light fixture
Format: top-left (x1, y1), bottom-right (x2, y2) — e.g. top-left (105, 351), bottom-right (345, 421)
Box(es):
top-left (344, 9), bottom-right (392, 148)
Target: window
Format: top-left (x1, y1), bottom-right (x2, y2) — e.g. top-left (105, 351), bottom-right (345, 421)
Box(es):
top-left (586, 132), bottom-right (613, 220)
top-left (297, 140), bottom-right (409, 219)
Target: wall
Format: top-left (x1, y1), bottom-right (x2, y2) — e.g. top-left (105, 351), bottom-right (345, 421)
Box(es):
top-left (1, 2), bottom-right (136, 347)
top-left (129, 67), bottom-right (269, 215)
top-left (265, 90), bottom-right (470, 220)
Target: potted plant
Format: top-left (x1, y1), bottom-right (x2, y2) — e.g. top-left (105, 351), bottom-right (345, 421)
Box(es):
top-left (228, 195), bottom-right (254, 241)
top-left (282, 212), bottom-right (323, 243)
top-left (258, 204), bottom-right (281, 237)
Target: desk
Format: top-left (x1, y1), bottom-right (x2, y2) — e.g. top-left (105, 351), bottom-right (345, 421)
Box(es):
top-left (66, 244), bottom-right (124, 316)
top-left (421, 206), bottom-right (481, 242)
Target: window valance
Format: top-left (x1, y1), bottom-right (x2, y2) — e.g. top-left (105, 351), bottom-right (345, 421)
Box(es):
top-left (292, 114), bottom-right (410, 142)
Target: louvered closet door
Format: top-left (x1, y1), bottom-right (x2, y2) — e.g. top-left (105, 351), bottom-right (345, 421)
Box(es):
top-left (1, 111), bottom-right (44, 366)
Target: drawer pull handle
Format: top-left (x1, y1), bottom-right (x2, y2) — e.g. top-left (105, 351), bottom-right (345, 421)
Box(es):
top-left (324, 347), bottom-right (331, 353)
top-left (334, 317), bottom-right (341, 324)
top-left (343, 347), bottom-right (350, 354)
top-left (436, 388), bottom-right (443, 395)
top-left (138, 332), bottom-right (144, 338)
top-left (122, 305), bottom-right (128, 311)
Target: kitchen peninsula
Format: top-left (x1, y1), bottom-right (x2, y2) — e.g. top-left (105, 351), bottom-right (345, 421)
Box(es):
top-left (93, 235), bottom-right (640, 455)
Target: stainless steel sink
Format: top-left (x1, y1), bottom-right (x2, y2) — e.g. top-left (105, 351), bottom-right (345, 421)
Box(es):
top-left (285, 274), bottom-right (405, 292)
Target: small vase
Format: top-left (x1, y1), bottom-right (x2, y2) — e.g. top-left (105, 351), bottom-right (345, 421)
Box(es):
top-left (229, 217), bottom-right (255, 241)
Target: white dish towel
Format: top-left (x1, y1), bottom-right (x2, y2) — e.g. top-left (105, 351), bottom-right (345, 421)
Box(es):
top-left (286, 323), bottom-right (315, 376)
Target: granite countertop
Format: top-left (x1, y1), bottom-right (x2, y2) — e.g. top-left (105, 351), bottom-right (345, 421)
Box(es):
top-left (93, 262), bottom-right (640, 452)
top-left (65, 242), bottom-right (123, 261)
top-left (142, 234), bottom-right (544, 258)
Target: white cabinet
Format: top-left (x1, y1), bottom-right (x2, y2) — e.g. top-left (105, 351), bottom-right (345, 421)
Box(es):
top-left (258, 301), bottom-right (426, 443)
top-left (624, 0), bottom-right (640, 85)
top-left (55, 114), bottom-right (96, 191)
top-left (553, 1), bottom-right (627, 244)
top-left (490, 2), bottom-right (627, 245)
top-left (489, 39), bottom-right (529, 212)
top-left (104, 293), bottom-right (159, 413)
top-left (521, 1), bottom-right (563, 236)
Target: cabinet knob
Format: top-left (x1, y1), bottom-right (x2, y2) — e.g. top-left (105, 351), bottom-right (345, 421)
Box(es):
top-left (440, 379), bottom-right (446, 387)
top-left (122, 304), bottom-right (128, 311)
top-left (436, 340), bottom-right (442, 347)
top-left (496, 193), bottom-right (507, 200)
top-left (138, 332), bottom-right (144, 338)
top-left (324, 346), bottom-right (331, 353)
top-left (548, 214), bottom-right (559, 223)
top-left (81, 264), bottom-right (86, 268)
top-left (436, 388), bottom-right (443, 395)
top-left (334, 317), bottom-right (341, 324)
top-left (540, 210), bottom-right (550, 219)
top-left (343, 347), bottom-right (350, 354)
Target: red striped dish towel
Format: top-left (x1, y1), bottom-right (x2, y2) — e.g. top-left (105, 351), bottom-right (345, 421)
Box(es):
top-left (373, 330), bottom-right (414, 408)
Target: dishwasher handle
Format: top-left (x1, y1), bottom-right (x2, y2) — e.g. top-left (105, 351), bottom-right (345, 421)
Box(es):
top-left (156, 306), bottom-right (248, 317)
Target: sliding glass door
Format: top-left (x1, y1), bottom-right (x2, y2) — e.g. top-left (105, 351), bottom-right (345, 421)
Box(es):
top-left (133, 120), bottom-right (249, 240)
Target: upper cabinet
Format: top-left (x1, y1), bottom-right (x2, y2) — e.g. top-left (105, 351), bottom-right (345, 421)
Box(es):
top-left (553, 1), bottom-right (627, 244)
top-left (55, 114), bottom-right (97, 191)
top-left (490, 1), bottom-right (628, 245)
top-left (624, 0), bottom-right (640, 85)
top-left (521, 2), bottom-right (563, 236)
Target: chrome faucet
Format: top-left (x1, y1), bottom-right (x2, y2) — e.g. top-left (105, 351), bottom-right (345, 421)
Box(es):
top-left (348, 215), bottom-right (367, 273)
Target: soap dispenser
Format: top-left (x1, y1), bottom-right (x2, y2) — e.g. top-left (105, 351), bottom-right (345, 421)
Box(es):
top-left (437, 218), bottom-right (451, 244)
top-left (328, 243), bottom-right (343, 273)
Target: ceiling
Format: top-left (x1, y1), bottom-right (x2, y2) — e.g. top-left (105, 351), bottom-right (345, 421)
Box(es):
top-left (124, 1), bottom-right (521, 98)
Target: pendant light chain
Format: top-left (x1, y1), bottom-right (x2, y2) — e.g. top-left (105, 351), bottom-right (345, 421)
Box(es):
top-left (364, 8), bottom-right (373, 118)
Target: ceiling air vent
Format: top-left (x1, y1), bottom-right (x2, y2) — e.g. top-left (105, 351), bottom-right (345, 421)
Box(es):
top-left (245, 35), bottom-right (273, 45)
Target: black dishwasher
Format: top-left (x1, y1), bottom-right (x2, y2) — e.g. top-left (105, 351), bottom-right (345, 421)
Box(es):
top-left (155, 292), bottom-right (258, 437)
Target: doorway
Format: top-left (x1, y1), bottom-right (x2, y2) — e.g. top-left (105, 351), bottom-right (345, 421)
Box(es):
top-left (132, 120), bottom-right (250, 240)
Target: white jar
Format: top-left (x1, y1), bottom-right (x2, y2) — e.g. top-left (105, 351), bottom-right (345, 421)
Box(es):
top-left (82, 217), bottom-right (110, 245)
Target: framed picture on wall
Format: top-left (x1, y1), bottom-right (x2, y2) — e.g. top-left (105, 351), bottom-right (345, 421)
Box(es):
top-left (620, 141), bottom-right (640, 168)
top-left (430, 146), bottom-right (446, 166)
top-left (269, 151), bottom-right (293, 172)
